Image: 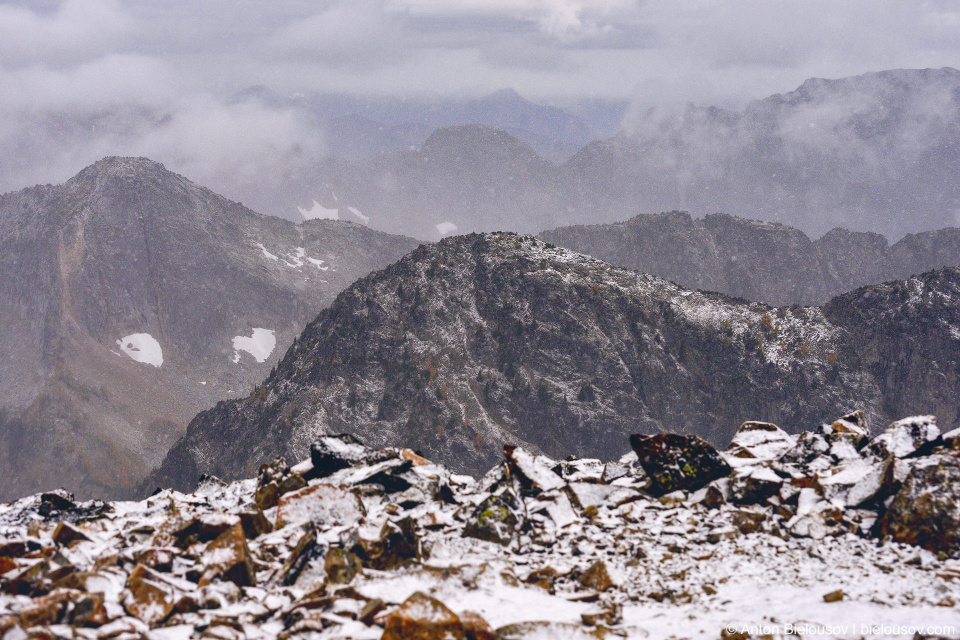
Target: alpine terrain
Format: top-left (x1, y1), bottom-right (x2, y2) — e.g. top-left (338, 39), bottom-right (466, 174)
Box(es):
top-left (0, 157), bottom-right (420, 501)
top-left (147, 233), bottom-right (960, 492)
top-left (305, 68), bottom-right (960, 241)
top-left (541, 211), bottom-right (960, 306)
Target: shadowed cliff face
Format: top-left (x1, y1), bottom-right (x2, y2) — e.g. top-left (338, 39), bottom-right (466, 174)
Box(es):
top-left (540, 211), bottom-right (960, 306)
top-left (148, 233), bottom-right (960, 494)
top-left (0, 157), bottom-right (420, 500)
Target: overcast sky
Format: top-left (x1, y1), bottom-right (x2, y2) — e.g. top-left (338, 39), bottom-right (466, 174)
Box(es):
top-left (3, 0), bottom-right (960, 202)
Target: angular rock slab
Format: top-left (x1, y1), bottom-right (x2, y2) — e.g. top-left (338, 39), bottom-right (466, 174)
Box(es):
top-left (275, 483), bottom-right (365, 529)
top-left (308, 433), bottom-right (397, 479)
top-left (882, 452), bottom-right (960, 553)
top-left (381, 591), bottom-right (466, 640)
top-left (629, 433), bottom-right (731, 495)
top-left (462, 490), bottom-right (522, 546)
top-left (726, 421), bottom-right (796, 460)
top-left (504, 446), bottom-right (564, 495)
top-left (868, 415), bottom-right (940, 459)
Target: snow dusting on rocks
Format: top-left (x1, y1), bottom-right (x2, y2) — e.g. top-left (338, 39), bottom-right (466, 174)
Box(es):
top-left (2, 412), bottom-right (959, 639)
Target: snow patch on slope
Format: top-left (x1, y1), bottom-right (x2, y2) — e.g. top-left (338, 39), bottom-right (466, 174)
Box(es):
top-left (299, 200), bottom-right (339, 221)
top-left (256, 243), bottom-right (279, 261)
top-left (116, 333), bottom-right (163, 367)
top-left (232, 328), bottom-right (276, 363)
top-left (348, 207), bottom-right (369, 224)
top-left (436, 221), bottom-right (458, 236)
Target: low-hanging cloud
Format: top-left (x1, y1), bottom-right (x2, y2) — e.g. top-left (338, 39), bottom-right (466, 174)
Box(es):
top-left (4, 0), bottom-right (960, 229)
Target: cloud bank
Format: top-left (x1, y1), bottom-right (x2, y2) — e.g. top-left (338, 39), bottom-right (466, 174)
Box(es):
top-left (2, 0), bottom-right (960, 220)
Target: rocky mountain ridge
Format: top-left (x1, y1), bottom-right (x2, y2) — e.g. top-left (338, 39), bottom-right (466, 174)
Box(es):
top-left (540, 211), bottom-right (960, 306)
top-left (146, 233), bottom-right (960, 492)
top-left (0, 157), bottom-right (420, 501)
top-left (2, 413), bottom-right (959, 639)
top-left (305, 68), bottom-right (960, 241)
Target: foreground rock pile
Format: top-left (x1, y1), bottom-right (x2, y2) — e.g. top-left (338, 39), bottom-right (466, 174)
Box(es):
top-left (2, 413), bottom-right (960, 639)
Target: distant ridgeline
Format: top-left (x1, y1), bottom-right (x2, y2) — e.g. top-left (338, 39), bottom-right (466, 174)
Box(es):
top-left (540, 211), bottom-right (960, 306)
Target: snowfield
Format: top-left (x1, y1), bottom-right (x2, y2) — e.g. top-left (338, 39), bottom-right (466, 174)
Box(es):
top-left (116, 333), bottom-right (163, 367)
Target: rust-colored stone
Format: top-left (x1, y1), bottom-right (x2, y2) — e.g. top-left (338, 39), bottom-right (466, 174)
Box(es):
top-left (381, 592), bottom-right (465, 640)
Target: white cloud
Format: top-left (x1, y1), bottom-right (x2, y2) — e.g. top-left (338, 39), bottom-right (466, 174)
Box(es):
top-left (0, 0), bottom-right (134, 68)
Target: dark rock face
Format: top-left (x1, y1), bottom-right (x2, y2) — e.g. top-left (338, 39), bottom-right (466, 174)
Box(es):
top-left (147, 233), bottom-right (960, 492)
top-left (540, 211), bottom-right (960, 306)
top-left (822, 269), bottom-right (960, 431)
top-left (0, 157), bottom-right (420, 500)
top-left (629, 434), bottom-right (731, 495)
top-left (882, 453), bottom-right (960, 553)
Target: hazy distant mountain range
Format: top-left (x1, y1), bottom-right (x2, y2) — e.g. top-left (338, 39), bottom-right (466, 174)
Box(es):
top-left (541, 211), bottom-right (960, 306)
top-left (299, 68), bottom-right (960, 241)
top-left (0, 158), bottom-right (419, 500)
top-left (147, 233), bottom-right (960, 492)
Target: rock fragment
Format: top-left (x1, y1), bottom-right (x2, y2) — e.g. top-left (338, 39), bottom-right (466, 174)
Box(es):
top-left (381, 591), bottom-right (465, 640)
top-left (630, 433), bottom-right (731, 495)
top-left (882, 452), bottom-right (960, 553)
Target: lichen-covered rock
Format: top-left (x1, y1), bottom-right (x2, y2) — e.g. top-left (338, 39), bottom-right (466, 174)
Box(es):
top-left (630, 434), bottom-right (731, 495)
top-left (381, 591), bottom-right (465, 640)
top-left (463, 491), bottom-right (522, 546)
top-left (882, 452), bottom-right (960, 553)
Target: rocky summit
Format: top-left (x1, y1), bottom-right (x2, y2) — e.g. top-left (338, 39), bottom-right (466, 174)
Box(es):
top-left (146, 233), bottom-right (960, 492)
top-left (2, 412), bottom-right (959, 639)
top-left (0, 157), bottom-right (419, 500)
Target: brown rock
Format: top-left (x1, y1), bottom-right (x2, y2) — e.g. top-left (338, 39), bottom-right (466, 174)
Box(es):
top-left (459, 610), bottom-right (495, 640)
top-left (0, 556), bottom-right (17, 575)
top-left (125, 565), bottom-right (175, 625)
top-left (358, 598), bottom-right (386, 626)
top-left (199, 524), bottom-right (256, 587)
top-left (823, 589), bottom-right (844, 602)
top-left (51, 522), bottom-right (91, 547)
top-left (238, 509), bottom-right (273, 539)
top-left (881, 452), bottom-right (960, 553)
top-left (324, 547), bottom-right (362, 584)
top-left (381, 591), bottom-right (465, 640)
top-left (578, 559), bottom-right (614, 592)
top-left (14, 589), bottom-right (73, 627)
